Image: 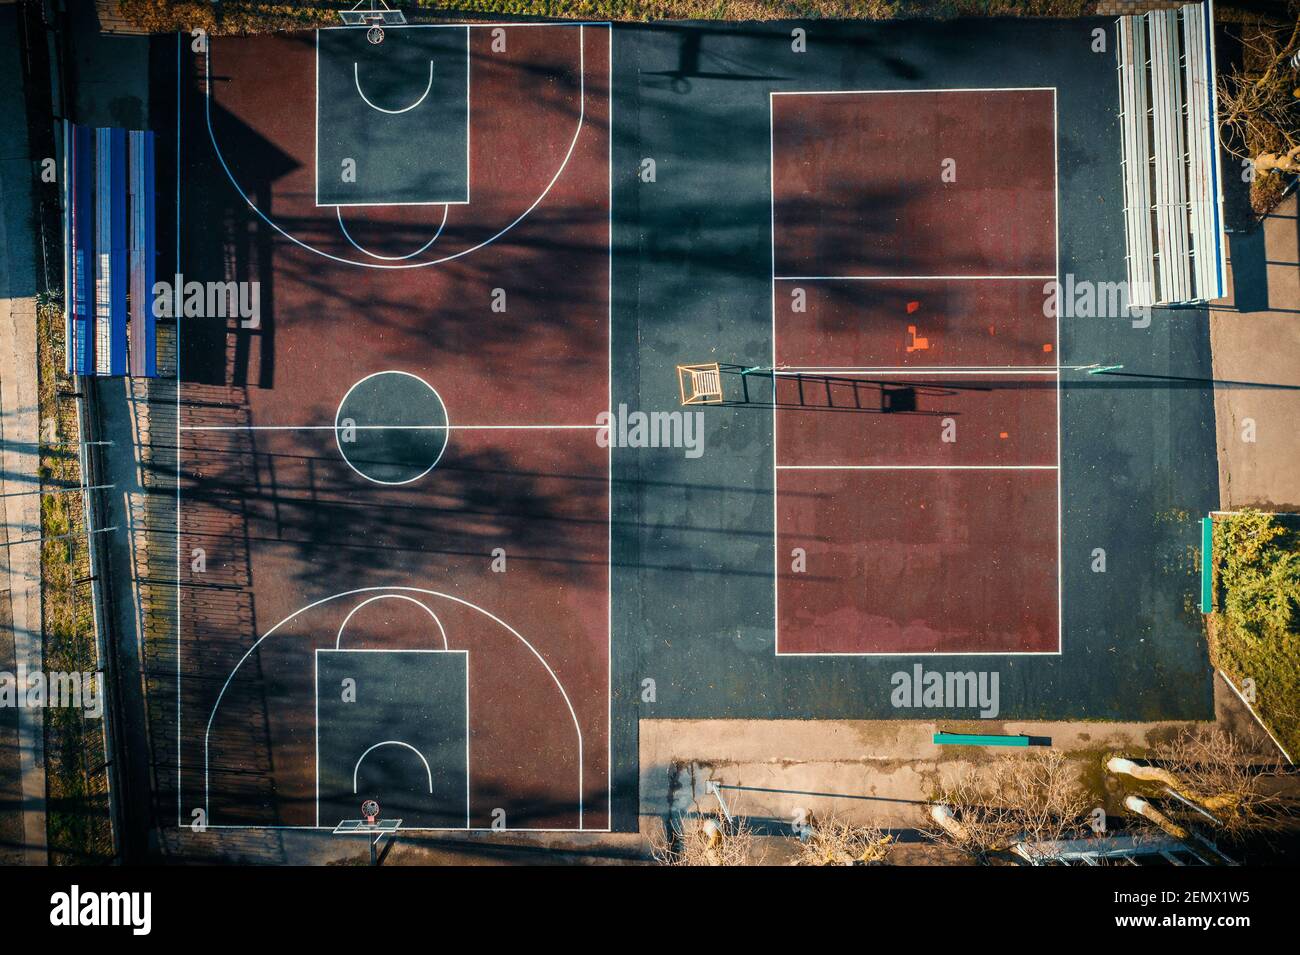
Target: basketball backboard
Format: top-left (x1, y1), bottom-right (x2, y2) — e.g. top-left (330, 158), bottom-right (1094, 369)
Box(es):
top-left (340, 1), bottom-right (406, 26)
top-left (332, 818), bottom-right (402, 837)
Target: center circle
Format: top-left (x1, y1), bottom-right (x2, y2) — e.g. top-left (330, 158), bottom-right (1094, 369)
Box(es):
top-left (334, 371), bottom-right (448, 485)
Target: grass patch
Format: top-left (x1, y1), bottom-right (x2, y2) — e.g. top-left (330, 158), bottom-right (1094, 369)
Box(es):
top-left (36, 298), bottom-right (114, 865)
top-left (1207, 509), bottom-right (1300, 760)
top-left (118, 0), bottom-right (1100, 34)
top-left (413, 0), bottom-right (1094, 19)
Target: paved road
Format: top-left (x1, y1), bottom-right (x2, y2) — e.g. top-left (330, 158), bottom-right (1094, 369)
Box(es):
top-left (0, 2), bottom-right (47, 865)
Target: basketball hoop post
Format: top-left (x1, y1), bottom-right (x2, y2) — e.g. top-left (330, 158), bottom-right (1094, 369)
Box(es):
top-left (339, 0), bottom-right (406, 42)
top-left (333, 802), bottom-right (400, 865)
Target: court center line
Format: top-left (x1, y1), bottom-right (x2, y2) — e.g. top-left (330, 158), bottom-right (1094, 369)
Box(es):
top-left (180, 424), bottom-right (604, 431)
top-left (773, 368), bottom-right (1061, 376)
top-left (774, 274), bottom-right (1057, 281)
top-left (776, 465), bottom-right (1058, 470)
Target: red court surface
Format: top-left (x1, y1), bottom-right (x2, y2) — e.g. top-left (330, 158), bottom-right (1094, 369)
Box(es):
top-left (178, 24), bottom-right (612, 830)
top-left (776, 469), bottom-right (1059, 654)
top-left (772, 278), bottom-right (1056, 369)
top-left (770, 89), bottom-right (1057, 278)
top-left (774, 374), bottom-right (1057, 468)
top-left (770, 88), bottom-right (1060, 656)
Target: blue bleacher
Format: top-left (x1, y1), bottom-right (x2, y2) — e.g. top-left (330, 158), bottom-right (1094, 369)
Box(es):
top-left (63, 122), bottom-right (158, 378)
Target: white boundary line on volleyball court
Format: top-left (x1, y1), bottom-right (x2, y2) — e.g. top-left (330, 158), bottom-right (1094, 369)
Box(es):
top-left (768, 86), bottom-right (1064, 658)
top-left (776, 274), bottom-right (1057, 281)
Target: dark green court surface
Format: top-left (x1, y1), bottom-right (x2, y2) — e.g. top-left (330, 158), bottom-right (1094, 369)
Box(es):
top-left (316, 649), bottom-right (468, 828)
top-left (608, 19), bottom-right (1217, 813)
top-left (333, 370), bottom-right (449, 484)
top-left (316, 25), bottom-right (469, 205)
top-left (148, 14), bottom-right (1221, 838)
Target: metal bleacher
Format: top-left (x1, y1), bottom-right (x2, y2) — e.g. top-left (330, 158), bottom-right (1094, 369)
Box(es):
top-left (1116, 2), bottom-right (1227, 307)
top-left (63, 120), bottom-right (158, 378)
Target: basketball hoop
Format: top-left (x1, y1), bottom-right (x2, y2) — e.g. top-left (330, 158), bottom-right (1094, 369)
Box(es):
top-left (340, 1), bottom-right (406, 30)
top-left (361, 799), bottom-right (380, 825)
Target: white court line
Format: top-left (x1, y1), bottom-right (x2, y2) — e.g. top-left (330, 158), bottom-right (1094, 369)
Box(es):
top-left (175, 34), bottom-right (183, 829)
top-left (334, 370), bottom-right (449, 486)
top-left (772, 86), bottom-right (1057, 96)
top-left (353, 60), bottom-right (434, 114)
top-left (202, 826), bottom-right (613, 831)
top-left (773, 368), bottom-right (1060, 376)
top-left (335, 594), bottom-right (449, 649)
top-left (605, 22), bottom-right (613, 829)
top-left (321, 27), bottom-right (469, 206)
top-left (208, 587), bottom-right (584, 829)
top-left (336, 203), bottom-right (448, 261)
top-left (211, 24), bottom-right (586, 268)
top-left (1053, 87), bottom-right (1063, 659)
top-left (180, 424), bottom-right (603, 431)
top-left (775, 274), bottom-right (1056, 281)
top-left (769, 86), bottom-right (1064, 658)
top-left (352, 740), bottom-right (434, 793)
top-left (777, 465), bottom-right (1058, 471)
top-left (769, 90), bottom-right (779, 657)
top-left (319, 21), bottom-right (613, 30)
top-left (314, 647), bottom-right (470, 829)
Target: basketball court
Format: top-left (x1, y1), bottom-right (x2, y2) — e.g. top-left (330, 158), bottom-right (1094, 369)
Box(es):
top-left (176, 17), bottom-right (613, 832)
top-left (159, 10), bottom-right (1224, 847)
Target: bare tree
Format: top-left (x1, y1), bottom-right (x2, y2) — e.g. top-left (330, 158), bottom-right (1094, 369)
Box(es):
top-left (790, 815), bottom-right (894, 866)
top-left (651, 807), bottom-right (766, 866)
top-left (922, 751), bottom-right (1093, 861)
top-left (1217, 14), bottom-right (1300, 187)
top-left (1142, 726), bottom-right (1294, 839)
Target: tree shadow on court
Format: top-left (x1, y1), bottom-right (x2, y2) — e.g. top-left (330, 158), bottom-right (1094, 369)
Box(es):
top-left (181, 440), bottom-right (608, 587)
top-left (176, 92), bottom-right (291, 392)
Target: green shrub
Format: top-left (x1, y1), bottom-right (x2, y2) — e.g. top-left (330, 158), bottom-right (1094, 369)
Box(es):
top-left (1214, 509), bottom-right (1300, 640)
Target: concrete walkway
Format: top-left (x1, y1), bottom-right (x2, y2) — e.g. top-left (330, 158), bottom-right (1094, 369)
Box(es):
top-left (1210, 194), bottom-right (1300, 510)
top-left (639, 676), bottom-right (1276, 835)
top-left (0, 2), bottom-right (47, 865)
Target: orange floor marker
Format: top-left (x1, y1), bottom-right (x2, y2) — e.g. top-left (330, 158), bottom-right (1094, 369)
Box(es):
top-left (1043, 343), bottom-right (1053, 353)
top-left (906, 301), bottom-right (920, 314)
top-left (906, 325), bottom-right (930, 353)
